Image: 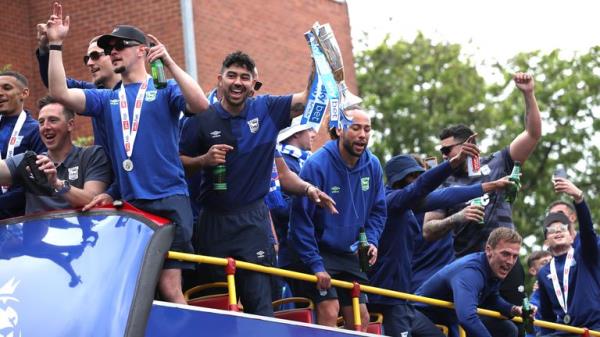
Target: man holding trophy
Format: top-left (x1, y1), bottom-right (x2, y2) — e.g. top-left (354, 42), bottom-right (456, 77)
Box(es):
top-left (302, 22), bottom-right (362, 133)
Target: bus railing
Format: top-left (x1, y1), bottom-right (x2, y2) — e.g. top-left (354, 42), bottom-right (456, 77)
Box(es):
top-left (168, 251), bottom-right (598, 336)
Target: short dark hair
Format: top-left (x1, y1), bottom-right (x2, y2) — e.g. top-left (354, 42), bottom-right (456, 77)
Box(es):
top-left (486, 227), bottom-right (522, 249)
top-left (38, 95), bottom-right (75, 120)
top-left (527, 250), bottom-right (551, 269)
top-left (547, 200), bottom-right (575, 216)
top-left (221, 51), bottom-right (255, 74)
top-left (328, 127), bottom-right (338, 140)
top-left (438, 124), bottom-right (474, 142)
top-left (0, 70), bottom-right (28, 88)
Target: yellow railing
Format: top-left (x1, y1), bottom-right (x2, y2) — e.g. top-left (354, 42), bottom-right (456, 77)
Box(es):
top-left (168, 251), bottom-right (599, 336)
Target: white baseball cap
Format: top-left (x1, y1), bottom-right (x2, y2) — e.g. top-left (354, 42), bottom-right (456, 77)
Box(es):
top-left (277, 116), bottom-right (314, 143)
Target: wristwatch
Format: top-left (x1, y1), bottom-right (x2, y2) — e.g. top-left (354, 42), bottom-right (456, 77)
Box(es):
top-left (55, 179), bottom-right (71, 195)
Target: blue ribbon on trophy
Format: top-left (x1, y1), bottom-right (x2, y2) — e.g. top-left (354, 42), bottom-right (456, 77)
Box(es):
top-left (311, 22), bottom-right (362, 129)
top-left (304, 30), bottom-right (338, 130)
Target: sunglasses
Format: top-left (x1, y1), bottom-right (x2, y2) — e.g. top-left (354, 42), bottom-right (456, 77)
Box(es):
top-left (83, 51), bottom-right (106, 65)
top-left (440, 140), bottom-right (467, 156)
top-left (546, 223), bottom-right (569, 235)
top-left (103, 39), bottom-right (142, 55)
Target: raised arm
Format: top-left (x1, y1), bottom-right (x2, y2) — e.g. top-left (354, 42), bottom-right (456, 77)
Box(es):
top-left (554, 177), bottom-right (598, 260)
top-left (289, 62), bottom-right (314, 118)
top-left (509, 72), bottom-right (541, 163)
top-left (146, 34), bottom-right (209, 113)
top-left (46, 2), bottom-right (87, 113)
top-left (421, 177), bottom-right (513, 213)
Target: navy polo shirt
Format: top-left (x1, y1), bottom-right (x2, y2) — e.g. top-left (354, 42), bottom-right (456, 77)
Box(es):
top-left (179, 95), bottom-right (292, 210)
top-left (441, 147), bottom-right (514, 257)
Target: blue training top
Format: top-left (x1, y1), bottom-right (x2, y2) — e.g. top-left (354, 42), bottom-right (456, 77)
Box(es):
top-left (415, 252), bottom-right (514, 337)
top-left (537, 200), bottom-right (600, 332)
top-left (288, 140), bottom-right (387, 274)
top-left (179, 95), bottom-right (292, 210)
top-left (83, 79), bottom-right (188, 201)
top-left (369, 161), bottom-right (457, 304)
top-left (410, 183), bottom-right (484, 292)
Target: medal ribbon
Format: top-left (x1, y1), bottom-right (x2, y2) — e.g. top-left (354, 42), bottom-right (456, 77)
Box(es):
top-left (1, 111), bottom-right (27, 193)
top-left (549, 247), bottom-right (574, 316)
top-left (119, 77), bottom-right (151, 160)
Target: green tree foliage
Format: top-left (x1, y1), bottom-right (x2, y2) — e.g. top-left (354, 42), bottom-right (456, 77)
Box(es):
top-left (356, 33), bottom-right (490, 161)
top-left (487, 48), bottom-right (600, 248)
top-left (356, 35), bottom-right (600, 253)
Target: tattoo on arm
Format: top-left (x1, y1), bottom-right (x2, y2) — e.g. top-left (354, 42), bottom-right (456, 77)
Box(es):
top-left (423, 212), bottom-right (461, 241)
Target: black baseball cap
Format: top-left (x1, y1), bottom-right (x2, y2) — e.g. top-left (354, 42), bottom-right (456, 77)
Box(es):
top-left (97, 25), bottom-right (148, 49)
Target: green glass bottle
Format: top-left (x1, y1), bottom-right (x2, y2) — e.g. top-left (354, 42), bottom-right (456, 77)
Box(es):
top-left (149, 43), bottom-right (167, 89)
top-left (522, 294), bottom-right (535, 334)
top-left (213, 164), bottom-right (227, 191)
top-left (505, 161), bottom-right (522, 203)
top-left (358, 227), bottom-right (370, 273)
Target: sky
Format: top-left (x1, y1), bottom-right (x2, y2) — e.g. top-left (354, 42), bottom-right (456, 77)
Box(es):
top-left (346, 0), bottom-right (600, 64)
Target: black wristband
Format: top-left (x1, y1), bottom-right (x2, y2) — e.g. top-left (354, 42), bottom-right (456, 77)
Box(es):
top-left (49, 44), bottom-right (63, 51)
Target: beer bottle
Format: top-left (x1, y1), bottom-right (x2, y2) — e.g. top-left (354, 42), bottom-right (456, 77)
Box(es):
top-left (150, 43), bottom-right (167, 89)
top-left (358, 227), bottom-right (370, 273)
top-left (213, 164), bottom-right (227, 191)
top-left (505, 161), bottom-right (522, 203)
top-left (522, 294), bottom-right (535, 334)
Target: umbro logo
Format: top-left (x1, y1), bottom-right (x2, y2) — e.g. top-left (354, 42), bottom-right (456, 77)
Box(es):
top-left (110, 99), bottom-right (119, 105)
top-left (210, 131), bottom-right (221, 138)
top-left (256, 250), bottom-right (265, 259)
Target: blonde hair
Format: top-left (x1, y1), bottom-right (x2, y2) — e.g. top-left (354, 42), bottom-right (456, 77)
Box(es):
top-left (487, 227), bottom-right (522, 248)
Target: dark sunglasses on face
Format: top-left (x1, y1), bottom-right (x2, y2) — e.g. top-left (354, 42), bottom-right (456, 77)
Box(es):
top-left (440, 139), bottom-right (467, 156)
top-left (83, 51), bottom-right (105, 65)
top-left (103, 39), bottom-right (142, 55)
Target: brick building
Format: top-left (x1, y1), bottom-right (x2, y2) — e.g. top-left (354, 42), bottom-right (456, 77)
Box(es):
top-left (0, 0), bottom-right (357, 147)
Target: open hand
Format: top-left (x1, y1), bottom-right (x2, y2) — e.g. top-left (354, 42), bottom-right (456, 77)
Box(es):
top-left (46, 2), bottom-right (70, 43)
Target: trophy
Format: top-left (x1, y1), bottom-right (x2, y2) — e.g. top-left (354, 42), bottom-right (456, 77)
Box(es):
top-left (311, 22), bottom-right (362, 117)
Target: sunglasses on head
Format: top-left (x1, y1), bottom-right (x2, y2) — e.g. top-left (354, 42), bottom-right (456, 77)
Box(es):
top-left (103, 39), bottom-right (142, 55)
top-left (83, 51), bottom-right (105, 65)
top-left (440, 139), bottom-right (467, 156)
top-left (546, 223), bottom-right (569, 235)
